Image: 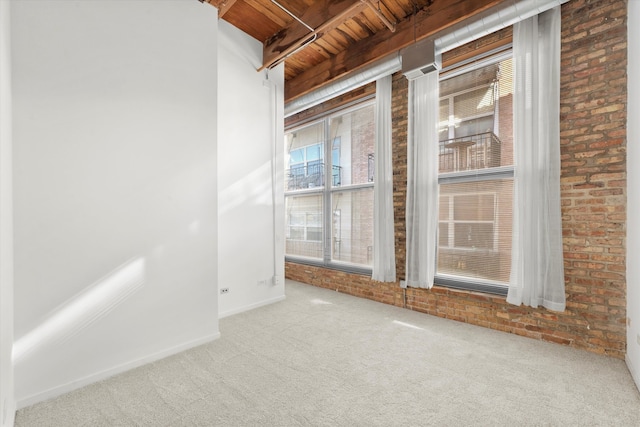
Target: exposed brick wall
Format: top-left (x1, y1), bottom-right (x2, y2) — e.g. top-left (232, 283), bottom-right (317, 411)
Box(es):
top-left (286, 0), bottom-right (628, 359)
top-left (558, 0), bottom-right (628, 356)
top-left (392, 74), bottom-right (409, 281)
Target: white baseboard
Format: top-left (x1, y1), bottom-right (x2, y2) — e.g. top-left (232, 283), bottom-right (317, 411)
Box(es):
top-left (219, 295), bottom-right (286, 319)
top-left (626, 353), bottom-right (640, 394)
top-left (16, 332), bottom-right (221, 410)
top-left (1, 399), bottom-right (15, 427)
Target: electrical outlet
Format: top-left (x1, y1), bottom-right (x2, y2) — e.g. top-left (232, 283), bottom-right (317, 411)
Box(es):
top-left (220, 287), bottom-right (229, 294)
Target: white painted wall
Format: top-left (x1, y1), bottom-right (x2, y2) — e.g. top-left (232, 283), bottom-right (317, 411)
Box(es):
top-left (627, 0), bottom-right (640, 391)
top-left (11, 0), bottom-right (219, 407)
top-left (0, 0), bottom-right (15, 424)
top-left (218, 20), bottom-right (285, 318)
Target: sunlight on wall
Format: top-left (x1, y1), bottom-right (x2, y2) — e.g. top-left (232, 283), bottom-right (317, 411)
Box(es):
top-left (219, 161), bottom-right (274, 216)
top-left (188, 220), bottom-right (201, 234)
top-left (13, 258), bottom-right (146, 363)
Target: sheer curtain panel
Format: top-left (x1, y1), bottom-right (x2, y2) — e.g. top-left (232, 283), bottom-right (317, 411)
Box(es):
top-left (404, 71), bottom-right (439, 289)
top-left (372, 75), bottom-right (397, 282)
top-left (507, 6), bottom-right (565, 311)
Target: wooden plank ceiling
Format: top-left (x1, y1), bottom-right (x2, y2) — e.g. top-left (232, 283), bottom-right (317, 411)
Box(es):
top-left (204, 0), bottom-right (507, 103)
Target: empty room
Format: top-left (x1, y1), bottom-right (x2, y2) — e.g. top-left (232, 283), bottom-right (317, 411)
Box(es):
top-left (1, 0), bottom-right (640, 425)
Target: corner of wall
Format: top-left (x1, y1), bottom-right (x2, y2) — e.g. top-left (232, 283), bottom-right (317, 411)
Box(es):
top-left (217, 24), bottom-right (285, 318)
top-left (627, 0), bottom-right (640, 391)
top-left (0, 0), bottom-right (15, 425)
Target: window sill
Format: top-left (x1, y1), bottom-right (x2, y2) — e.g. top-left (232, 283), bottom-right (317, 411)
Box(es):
top-left (434, 275), bottom-right (508, 296)
top-left (285, 257), bottom-right (373, 276)
top-left (286, 258), bottom-right (508, 297)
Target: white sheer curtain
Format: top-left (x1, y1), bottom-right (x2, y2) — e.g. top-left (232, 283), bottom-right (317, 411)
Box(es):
top-left (507, 6), bottom-right (565, 311)
top-left (404, 71), bottom-right (439, 289)
top-left (372, 75), bottom-right (396, 282)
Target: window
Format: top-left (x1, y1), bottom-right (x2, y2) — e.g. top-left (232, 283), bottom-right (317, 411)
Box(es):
top-left (436, 49), bottom-right (514, 292)
top-left (439, 192), bottom-right (496, 250)
top-left (287, 198), bottom-right (323, 242)
top-left (285, 101), bottom-right (375, 270)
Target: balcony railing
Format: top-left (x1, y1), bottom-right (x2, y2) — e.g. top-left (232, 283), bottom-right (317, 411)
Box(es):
top-left (286, 163), bottom-right (342, 191)
top-left (439, 131), bottom-right (501, 173)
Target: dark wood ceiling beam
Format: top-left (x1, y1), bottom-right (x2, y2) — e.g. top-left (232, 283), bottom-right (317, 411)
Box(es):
top-left (217, 0), bottom-right (239, 18)
top-left (362, 0), bottom-right (396, 32)
top-left (202, 0), bottom-right (237, 18)
top-left (261, 0), bottom-right (370, 71)
top-left (285, 0), bottom-right (507, 102)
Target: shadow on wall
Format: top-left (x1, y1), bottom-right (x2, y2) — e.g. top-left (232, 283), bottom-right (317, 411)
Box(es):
top-left (13, 258), bottom-right (146, 364)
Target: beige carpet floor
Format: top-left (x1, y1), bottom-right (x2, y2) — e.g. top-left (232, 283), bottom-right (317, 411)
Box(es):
top-left (15, 279), bottom-right (640, 426)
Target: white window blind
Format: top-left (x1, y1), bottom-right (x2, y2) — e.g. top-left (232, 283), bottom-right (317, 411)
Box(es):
top-left (436, 52), bottom-right (514, 292)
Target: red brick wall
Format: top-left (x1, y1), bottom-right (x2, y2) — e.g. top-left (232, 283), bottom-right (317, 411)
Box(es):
top-left (286, 0), bottom-right (628, 358)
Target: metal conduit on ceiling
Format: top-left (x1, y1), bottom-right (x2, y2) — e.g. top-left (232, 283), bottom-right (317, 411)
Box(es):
top-left (284, 53), bottom-right (402, 118)
top-left (284, 0), bottom-right (569, 118)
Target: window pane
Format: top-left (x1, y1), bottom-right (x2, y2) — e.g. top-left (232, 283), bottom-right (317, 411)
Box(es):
top-left (453, 194), bottom-right (495, 221)
top-left (306, 145), bottom-right (322, 161)
top-left (454, 86), bottom-right (495, 119)
top-left (289, 149), bottom-right (304, 165)
top-left (305, 159), bottom-right (323, 189)
top-left (285, 122), bottom-right (325, 191)
top-left (330, 104), bottom-right (374, 186)
top-left (454, 116), bottom-right (494, 139)
top-left (496, 57), bottom-right (514, 167)
top-left (331, 142), bottom-right (341, 187)
top-left (453, 223), bottom-right (494, 249)
top-left (286, 194), bottom-right (323, 259)
top-left (307, 227), bottom-right (322, 242)
top-left (437, 179), bottom-right (513, 284)
top-left (439, 99), bottom-right (449, 126)
top-left (438, 222), bottom-right (449, 247)
top-left (441, 63), bottom-right (499, 96)
top-left (290, 212), bottom-right (304, 226)
top-left (306, 212), bottom-right (321, 227)
top-left (438, 57), bottom-right (513, 173)
top-left (439, 195), bottom-right (450, 217)
top-left (331, 189), bottom-right (374, 266)
top-left (284, 100), bottom-right (374, 271)
top-left (287, 121), bottom-right (323, 151)
top-left (289, 227), bottom-right (304, 240)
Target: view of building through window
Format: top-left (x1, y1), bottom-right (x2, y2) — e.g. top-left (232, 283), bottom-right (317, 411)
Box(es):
top-left (437, 51), bottom-right (514, 286)
top-left (285, 102), bottom-right (375, 268)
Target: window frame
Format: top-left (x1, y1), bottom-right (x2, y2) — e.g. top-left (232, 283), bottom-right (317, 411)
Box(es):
top-left (434, 47), bottom-right (514, 297)
top-left (285, 98), bottom-right (376, 275)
